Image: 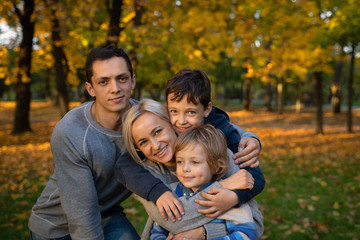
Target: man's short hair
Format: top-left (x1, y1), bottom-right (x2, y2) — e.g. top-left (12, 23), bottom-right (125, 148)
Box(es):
top-left (85, 46), bottom-right (133, 83)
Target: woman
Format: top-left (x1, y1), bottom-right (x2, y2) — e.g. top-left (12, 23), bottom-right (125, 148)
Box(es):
top-left (116, 99), bottom-right (264, 239)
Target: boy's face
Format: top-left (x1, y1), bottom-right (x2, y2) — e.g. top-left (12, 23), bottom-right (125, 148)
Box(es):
top-left (176, 143), bottom-right (213, 193)
top-left (167, 93), bottom-right (212, 134)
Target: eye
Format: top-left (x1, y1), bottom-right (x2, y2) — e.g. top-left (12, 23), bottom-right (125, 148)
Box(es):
top-left (192, 160), bottom-right (200, 164)
top-left (154, 128), bottom-right (162, 135)
top-left (99, 80), bottom-right (107, 85)
top-left (169, 109), bottom-right (177, 115)
top-left (117, 75), bottom-right (128, 82)
top-left (176, 160), bottom-right (183, 164)
top-left (187, 110), bottom-right (196, 115)
top-left (138, 140), bottom-right (147, 147)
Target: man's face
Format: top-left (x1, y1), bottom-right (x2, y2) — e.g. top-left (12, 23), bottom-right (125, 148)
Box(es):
top-left (85, 57), bottom-right (136, 116)
top-left (167, 93), bottom-right (212, 134)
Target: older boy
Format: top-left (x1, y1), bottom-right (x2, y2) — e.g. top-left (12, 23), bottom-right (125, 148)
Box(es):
top-left (165, 68), bottom-right (265, 207)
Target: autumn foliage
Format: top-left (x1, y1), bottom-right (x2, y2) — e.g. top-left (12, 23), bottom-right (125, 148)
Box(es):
top-left (0, 102), bottom-right (359, 239)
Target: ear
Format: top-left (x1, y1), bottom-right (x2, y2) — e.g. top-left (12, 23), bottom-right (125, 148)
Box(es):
top-left (85, 82), bottom-right (96, 98)
top-left (214, 165), bottom-right (221, 174)
top-left (204, 102), bottom-right (212, 117)
top-left (131, 74), bottom-right (136, 90)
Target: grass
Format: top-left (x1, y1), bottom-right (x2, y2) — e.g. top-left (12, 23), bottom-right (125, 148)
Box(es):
top-left (0, 101), bottom-right (359, 239)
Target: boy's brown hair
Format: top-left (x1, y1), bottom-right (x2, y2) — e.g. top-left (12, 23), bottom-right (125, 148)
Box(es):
top-left (165, 68), bottom-right (211, 109)
top-left (174, 124), bottom-right (228, 180)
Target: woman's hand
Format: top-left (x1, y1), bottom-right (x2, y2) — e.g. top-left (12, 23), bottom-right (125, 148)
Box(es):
top-left (220, 169), bottom-right (254, 190)
top-left (233, 137), bottom-right (261, 168)
top-left (171, 226), bottom-right (204, 240)
top-left (195, 188), bottom-right (238, 218)
top-left (156, 191), bottom-right (184, 222)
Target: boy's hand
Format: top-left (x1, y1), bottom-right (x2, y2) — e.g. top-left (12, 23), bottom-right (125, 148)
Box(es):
top-left (156, 191), bottom-right (184, 222)
top-left (195, 188), bottom-right (238, 218)
top-left (233, 137), bottom-right (260, 168)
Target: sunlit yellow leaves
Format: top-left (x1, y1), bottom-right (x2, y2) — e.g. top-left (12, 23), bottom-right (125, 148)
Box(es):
top-left (119, 32), bottom-right (127, 42)
top-left (100, 22), bottom-right (108, 31)
top-left (194, 49), bottom-right (202, 58)
top-left (245, 66), bottom-right (254, 78)
top-left (0, 46), bottom-right (9, 80)
top-left (123, 11), bottom-right (136, 24)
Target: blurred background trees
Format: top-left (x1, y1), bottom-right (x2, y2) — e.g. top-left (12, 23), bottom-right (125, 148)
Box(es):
top-left (0, 0), bottom-right (359, 134)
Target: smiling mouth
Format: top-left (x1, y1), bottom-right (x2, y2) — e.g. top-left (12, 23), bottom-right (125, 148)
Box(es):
top-left (177, 126), bottom-right (190, 133)
top-left (155, 146), bottom-right (167, 157)
top-left (181, 176), bottom-right (193, 181)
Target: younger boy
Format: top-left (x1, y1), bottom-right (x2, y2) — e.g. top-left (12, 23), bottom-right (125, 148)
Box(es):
top-left (150, 125), bottom-right (257, 240)
top-left (165, 68), bottom-right (265, 205)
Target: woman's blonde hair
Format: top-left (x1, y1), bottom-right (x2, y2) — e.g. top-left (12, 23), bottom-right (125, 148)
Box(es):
top-left (174, 124), bottom-right (228, 180)
top-left (122, 98), bottom-right (171, 163)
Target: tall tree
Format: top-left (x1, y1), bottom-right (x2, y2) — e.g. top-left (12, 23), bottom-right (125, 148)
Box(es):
top-left (331, 46), bottom-right (344, 113)
top-left (106, 0), bottom-right (123, 46)
top-left (314, 71), bottom-right (324, 134)
top-left (326, 0), bottom-right (360, 132)
top-left (12, 0), bottom-right (35, 134)
top-left (347, 43), bottom-right (355, 132)
top-left (44, 0), bottom-right (70, 117)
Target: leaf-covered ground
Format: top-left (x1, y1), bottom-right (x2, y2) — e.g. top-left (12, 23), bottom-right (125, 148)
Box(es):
top-left (1, 102), bottom-right (359, 239)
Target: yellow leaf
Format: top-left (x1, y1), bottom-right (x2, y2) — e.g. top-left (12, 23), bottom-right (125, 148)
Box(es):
top-left (194, 50), bottom-right (202, 57)
top-left (320, 181), bottom-right (327, 186)
top-left (333, 202), bottom-right (340, 209)
top-left (123, 11), bottom-right (136, 24)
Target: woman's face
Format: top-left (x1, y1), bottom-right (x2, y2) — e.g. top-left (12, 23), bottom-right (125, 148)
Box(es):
top-left (131, 112), bottom-right (177, 166)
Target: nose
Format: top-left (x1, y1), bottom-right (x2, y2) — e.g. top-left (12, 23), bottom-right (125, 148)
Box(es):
top-left (179, 113), bottom-right (187, 125)
top-left (151, 138), bottom-right (161, 151)
top-left (183, 162), bottom-right (191, 172)
top-left (110, 79), bottom-right (120, 93)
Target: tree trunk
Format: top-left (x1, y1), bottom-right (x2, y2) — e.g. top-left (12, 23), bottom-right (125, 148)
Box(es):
top-left (277, 80), bottom-right (283, 115)
top-left (106, 0), bottom-right (124, 46)
top-left (264, 39), bottom-right (273, 112)
top-left (347, 43), bottom-right (355, 133)
top-left (12, 0), bottom-right (35, 134)
top-left (332, 48), bottom-right (344, 113)
top-left (296, 77), bottom-right (301, 113)
top-left (243, 77), bottom-right (252, 111)
top-left (129, 0), bottom-right (145, 100)
top-left (314, 71), bottom-right (323, 134)
top-left (265, 82), bottom-right (272, 112)
top-left (45, 68), bottom-right (51, 102)
top-left (51, 17), bottom-right (69, 117)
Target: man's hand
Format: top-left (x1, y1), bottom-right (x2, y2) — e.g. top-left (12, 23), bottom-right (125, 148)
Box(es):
top-left (219, 169), bottom-right (254, 190)
top-left (233, 137), bottom-right (261, 168)
top-left (195, 188), bottom-right (238, 218)
top-left (156, 191), bottom-right (184, 222)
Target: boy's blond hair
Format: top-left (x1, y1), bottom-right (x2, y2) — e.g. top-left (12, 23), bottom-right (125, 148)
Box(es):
top-left (174, 124), bottom-right (228, 180)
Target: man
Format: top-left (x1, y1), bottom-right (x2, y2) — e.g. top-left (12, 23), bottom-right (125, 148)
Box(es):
top-left (28, 46), bottom-right (176, 240)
